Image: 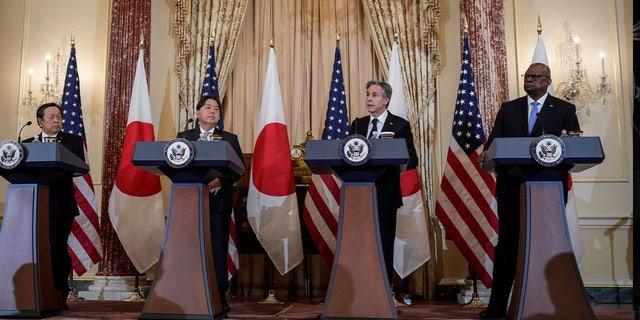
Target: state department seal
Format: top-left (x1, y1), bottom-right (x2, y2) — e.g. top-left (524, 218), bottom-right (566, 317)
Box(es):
top-left (340, 134), bottom-right (372, 166)
top-left (530, 134), bottom-right (566, 167)
top-left (163, 138), bottom-right (194, 169)
top-left (0, 140), bottom-right (25, 170)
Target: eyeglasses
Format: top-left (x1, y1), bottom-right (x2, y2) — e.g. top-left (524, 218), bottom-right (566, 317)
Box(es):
top-left (523, 73), bottom-right (549, 80)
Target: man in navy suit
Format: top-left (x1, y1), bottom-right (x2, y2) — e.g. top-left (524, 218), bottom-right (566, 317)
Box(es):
top-left (479, 63), bottom-right (580, 319)
top-left (349, 80), bottom-right (419, 286)
top-left (23, 102), bottom-right (85, 310)
top-left (176, 95), bottom-right (243, 315)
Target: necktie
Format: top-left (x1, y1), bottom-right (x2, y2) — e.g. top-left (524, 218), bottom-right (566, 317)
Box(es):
top-left (199, 131), bottom-right (213, 141)
top-left (44, 136), bottom-right (56, 142)
top-left (528, 102), bottom-right (539, 134)
top-left (368, 118), bottom-right (378, 139)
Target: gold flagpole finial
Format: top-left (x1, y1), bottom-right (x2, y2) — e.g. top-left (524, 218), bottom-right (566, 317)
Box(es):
top-left (139, 31), bottom-right (144, 49)
top-left (270, 39), bottom-right (274, 48)
top-left (71, 33), bottom-right (75, 47)
top-left (336, 32), bottom-right (340, 42)
top-left (210, 29), bottom-right (215, 43)
top-left (463, 16), bottom-right (469, 34)
top-left (394, 32), bottom-right (399, 43)
top-left (537, 15), bottom-right (542, 34)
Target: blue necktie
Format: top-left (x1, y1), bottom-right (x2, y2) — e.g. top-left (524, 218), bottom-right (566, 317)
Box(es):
top-left (368, 118), bottom-right (378, 139)
top-left (528, 102), bottom-right (539, 134)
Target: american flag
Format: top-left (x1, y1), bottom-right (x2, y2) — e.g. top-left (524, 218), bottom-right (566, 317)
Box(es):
top-left (200, 42), bottom-right (238, 279)
top-left (61, 45), bottom-right (103, 276)
top-left (302, 46), bottom-right (348, 265)
top-left (200, 43), bottom-right (223, 130)
top-left (434, 34), bottom-right (498, 288)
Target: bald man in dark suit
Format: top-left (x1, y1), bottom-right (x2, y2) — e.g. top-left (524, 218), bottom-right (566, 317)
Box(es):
top-left (479, 63), bottom-right (580, 319)
top-left (349, 80), bottom-right (419, 286)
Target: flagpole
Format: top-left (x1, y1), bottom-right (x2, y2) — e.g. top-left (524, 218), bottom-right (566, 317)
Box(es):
top-left (256, 37), bottom-right (284, 305)
top-left (67, 267), bottom-right (85, 302)
top-left (121, 30), bottom-right (148, 304)
top-left (457, 16), bottom-right (487, 309)
top-left (64, 33), bottom-right (86, 304)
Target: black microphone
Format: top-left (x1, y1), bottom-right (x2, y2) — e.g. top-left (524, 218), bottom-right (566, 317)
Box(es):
top-left (17, 121), bottom-right (32, 143)
top-left (536, 112), bottom-right (546, 135)
top-left (353, 117), bottom-right (360, 136)
top-left (184, 118), bottom-right (194, 131)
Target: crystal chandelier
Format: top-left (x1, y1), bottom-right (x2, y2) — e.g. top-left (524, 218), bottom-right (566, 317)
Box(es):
top-left (556, 35), bottom-right (611, 119)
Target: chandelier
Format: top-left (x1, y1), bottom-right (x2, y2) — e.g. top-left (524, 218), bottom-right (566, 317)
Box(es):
top-left (556, 35), bottom-right (611, 119)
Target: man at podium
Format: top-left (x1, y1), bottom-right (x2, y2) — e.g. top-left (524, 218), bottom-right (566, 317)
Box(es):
top-left (22, 102), bottom-right (85, 310)
top-left (349, 80), bottom-right (419, 286)
top-left (478, 63), bottom-right (581, 319)
top-left (176, 95), bottom-right (244, 313)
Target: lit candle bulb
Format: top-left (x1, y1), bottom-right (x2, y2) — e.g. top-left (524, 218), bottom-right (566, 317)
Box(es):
top-left (574, 36), bottom-right (580, 62)
top-left (28, 67), bottom-right (33, 91)
top-left (45, 53), bottom-right (51, 79)
top-left (599, 51), bottom-right (605, 75)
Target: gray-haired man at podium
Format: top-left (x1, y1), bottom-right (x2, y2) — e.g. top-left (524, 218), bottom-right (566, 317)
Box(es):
top-left (22, 102), bottom-right (85, 311)
top-left (349, 80), bottom-right (419, 287)
top-left (478, 63), bottom-right (580, 319)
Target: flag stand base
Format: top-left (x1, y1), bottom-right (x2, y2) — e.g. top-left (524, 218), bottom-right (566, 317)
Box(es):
top-left (464, 293), bottom-right (486, 308)
top-left (67, 290), bottom-right (85, 301)
top-left (392, 292), bottom-right (407, 307)
top-left (122, 288), bottom-right (145, 302)
top-left (258, 290), bottom-right (284, 304)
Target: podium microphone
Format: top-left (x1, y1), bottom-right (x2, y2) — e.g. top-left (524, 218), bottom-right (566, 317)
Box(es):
top-left (184, 118), bottom-right (193, 131)
top-left (17, 121), bottom-right (32, 143)
top-left (536, 111), bottom-right (546, 135)
top-left (352, 117), bottom-right (359, 136)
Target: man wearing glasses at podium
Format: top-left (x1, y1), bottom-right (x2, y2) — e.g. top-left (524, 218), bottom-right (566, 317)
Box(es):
top-left (176, 95), bottom-right (244, 314)
top-left (22, 102), bottom-right (85, 310)
top-left (349, 80), bottom-right (419, 287)
top-left (479, 63), bottom-right (580, 319)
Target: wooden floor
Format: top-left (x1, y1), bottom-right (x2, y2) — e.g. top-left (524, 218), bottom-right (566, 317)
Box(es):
top-left (3, 299), bottom-right (633, 320)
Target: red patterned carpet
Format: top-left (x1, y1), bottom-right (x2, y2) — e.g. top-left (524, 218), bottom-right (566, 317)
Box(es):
top-left (5, 300), bottom-right (632, 320)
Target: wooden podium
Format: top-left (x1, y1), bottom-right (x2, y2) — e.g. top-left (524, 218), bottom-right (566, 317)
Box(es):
top-left (483, 136), bottom-right (604, 320)
top-left (304, 138), bottom-right (409, 320)
top-left (0, 142), bottom-right (89, 318)
top-left (132, 141), bottom-right (244, 320)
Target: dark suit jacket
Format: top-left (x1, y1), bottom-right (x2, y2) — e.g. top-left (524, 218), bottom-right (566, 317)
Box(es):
top-left (176, 128), bottom-right (244, 215)
top-left (484, 95), bottom-right (580, 198)
top-left (349, 111), bottom-right (419, 210)
top-left (22, 131), bottom-right (85, 221)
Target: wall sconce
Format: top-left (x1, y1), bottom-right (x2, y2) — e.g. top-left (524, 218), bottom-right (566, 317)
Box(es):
top-left (556, 35), bottom-right (611, 119)
top-left (39, 52), bottom-right (65, 104)
top-left (21, 52), bottom-right (65, 125)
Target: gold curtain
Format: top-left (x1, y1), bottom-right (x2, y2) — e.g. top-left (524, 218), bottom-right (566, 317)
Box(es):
top-left (173, 0), bottom-right (248, 130)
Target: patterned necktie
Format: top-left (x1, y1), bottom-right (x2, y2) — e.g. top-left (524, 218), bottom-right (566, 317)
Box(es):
top-left (199, 131), bottom-right (213, 141)
top-left (44, 136), bottom-right (56, 143)
top-left (528, 102), bottom-right (539, 134)
top-left (368, 118), bottom-right (378, 139)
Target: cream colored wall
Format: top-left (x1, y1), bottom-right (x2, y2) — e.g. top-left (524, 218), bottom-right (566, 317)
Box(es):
top-left (0, 0), bottom-right (110, 220)
top-left (436, 0), bottom-right (633, 288)
top-left (0, 0), bottom-right (632, 288)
